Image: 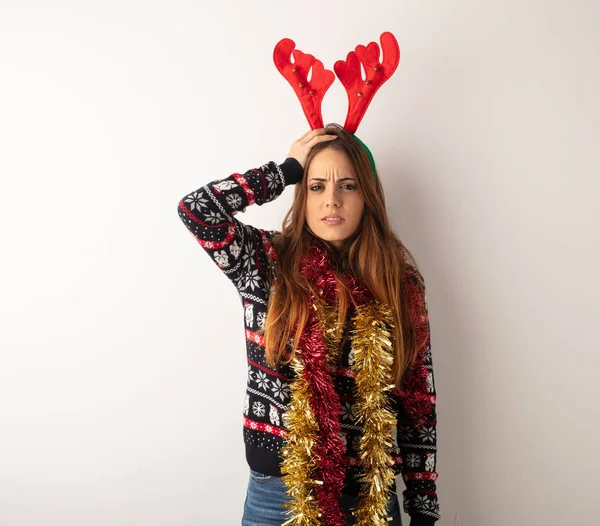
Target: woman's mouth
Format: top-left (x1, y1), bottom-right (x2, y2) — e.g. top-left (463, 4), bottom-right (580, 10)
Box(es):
top-left (322, 216), bottom-right (345, 225)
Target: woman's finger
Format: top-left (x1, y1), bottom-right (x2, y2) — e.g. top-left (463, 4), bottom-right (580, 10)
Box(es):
top-left (306, 134), bottom-right (337, 145)
top-left (301, 128), bottom-right (330, 143)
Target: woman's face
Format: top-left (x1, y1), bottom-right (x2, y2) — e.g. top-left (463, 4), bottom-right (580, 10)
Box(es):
top-left (305, 148), bottom-right (365, 249)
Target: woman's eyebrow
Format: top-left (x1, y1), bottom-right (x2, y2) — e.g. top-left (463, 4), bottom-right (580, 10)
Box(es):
top-left (309, 177), bottom-right (357, 182)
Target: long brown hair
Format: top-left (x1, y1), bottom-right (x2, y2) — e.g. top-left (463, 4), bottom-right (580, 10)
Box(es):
top-left (260, 123), bottom-right (426, 390)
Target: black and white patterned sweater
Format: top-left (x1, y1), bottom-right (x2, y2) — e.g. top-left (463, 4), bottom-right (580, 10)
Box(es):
top-left (177, 158), bottom-right (440, 525)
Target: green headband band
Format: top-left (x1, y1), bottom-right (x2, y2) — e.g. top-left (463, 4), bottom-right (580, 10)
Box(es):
top-left (351, 134), bottom-right (377, 178)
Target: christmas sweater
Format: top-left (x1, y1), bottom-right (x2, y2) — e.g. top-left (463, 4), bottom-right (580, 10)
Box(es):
top-left (177, 158), bottom-right (440, 525)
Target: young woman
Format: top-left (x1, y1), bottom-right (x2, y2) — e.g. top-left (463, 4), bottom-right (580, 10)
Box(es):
top-left (177, 125), bottom-right (440, 526)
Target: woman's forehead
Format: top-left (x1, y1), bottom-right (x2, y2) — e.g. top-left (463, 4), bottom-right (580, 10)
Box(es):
top-left (307, 149), bottom-right (354, 176)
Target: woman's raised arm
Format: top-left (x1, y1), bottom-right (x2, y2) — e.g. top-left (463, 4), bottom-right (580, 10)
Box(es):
top-left (176, 158), bottom-right (303, 292)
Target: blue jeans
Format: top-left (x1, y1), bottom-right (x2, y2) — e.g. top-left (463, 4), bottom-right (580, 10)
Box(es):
top-left (242, 469), bottom-right (402, 525)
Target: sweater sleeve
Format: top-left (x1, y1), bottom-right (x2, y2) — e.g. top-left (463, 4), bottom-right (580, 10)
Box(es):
top-left (176, 157), bottom-right (303, 291)
top-left (396, 284), bottom-right (441, 526)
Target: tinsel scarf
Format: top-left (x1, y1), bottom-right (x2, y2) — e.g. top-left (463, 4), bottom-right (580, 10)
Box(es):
top-left (280, 236), bottom-right (398, 526)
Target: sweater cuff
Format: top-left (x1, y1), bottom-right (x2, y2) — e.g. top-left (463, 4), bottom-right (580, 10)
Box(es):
top-left (279, 157), bottom-right (304, 186)
top-left (409, 514), bottom-right (438, 526)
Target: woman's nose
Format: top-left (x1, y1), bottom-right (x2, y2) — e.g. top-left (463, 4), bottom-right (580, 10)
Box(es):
top-left (325, 189), bottom-right (341, 208)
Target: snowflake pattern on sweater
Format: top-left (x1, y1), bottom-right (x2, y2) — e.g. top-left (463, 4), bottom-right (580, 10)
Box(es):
top-left (177, 158), bottom-right (441, 525)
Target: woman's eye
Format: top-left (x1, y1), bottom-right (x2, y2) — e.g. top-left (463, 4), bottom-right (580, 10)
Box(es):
top-left (309, 184), bottom-right (356, 191)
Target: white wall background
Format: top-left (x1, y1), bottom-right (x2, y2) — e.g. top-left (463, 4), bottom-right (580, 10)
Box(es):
top-left (1, 1), bottom-right (598, 525)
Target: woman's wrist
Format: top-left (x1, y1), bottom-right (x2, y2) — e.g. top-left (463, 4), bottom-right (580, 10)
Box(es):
top-left (279, 157), bottom-right (304, 186)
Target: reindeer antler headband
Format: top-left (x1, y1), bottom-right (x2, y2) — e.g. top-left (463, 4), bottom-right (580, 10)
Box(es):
top-left (273, 31), bottom-right (400, 178)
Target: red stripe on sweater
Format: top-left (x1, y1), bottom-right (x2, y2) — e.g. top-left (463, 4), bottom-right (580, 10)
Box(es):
top-left (232, 173), bottom-right (256, 205)
top-left (243, 418), bottom-right (403, 467)
top-left (403, 472), bottom-right (439, 481)
top-left (243, 416), bottom-right (286, 437)
top-left (333, 366), bottom-right (357, 378)
top-left (245, 328), bottom-right (265, 347)
top-left (247, 358), bottom-right (290, 381)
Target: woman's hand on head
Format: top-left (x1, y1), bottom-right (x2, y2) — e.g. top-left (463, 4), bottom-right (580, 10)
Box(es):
top-left (287, 128), bottom-right (338, 171)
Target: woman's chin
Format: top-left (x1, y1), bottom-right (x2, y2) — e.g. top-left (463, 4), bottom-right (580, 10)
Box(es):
top-left (313, 231), bottom-right (349, 248)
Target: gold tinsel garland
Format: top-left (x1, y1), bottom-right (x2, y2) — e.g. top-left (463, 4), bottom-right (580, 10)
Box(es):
top-left (350, 301), bottom-right (397, 526)
top-left (280, 299), bottom-right (397, 525)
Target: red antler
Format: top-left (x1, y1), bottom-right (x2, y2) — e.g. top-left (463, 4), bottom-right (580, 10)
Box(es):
top-left (273, 38), bottom-right (335, 130)
top-left (334, 31), bottom-right (400, 134)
